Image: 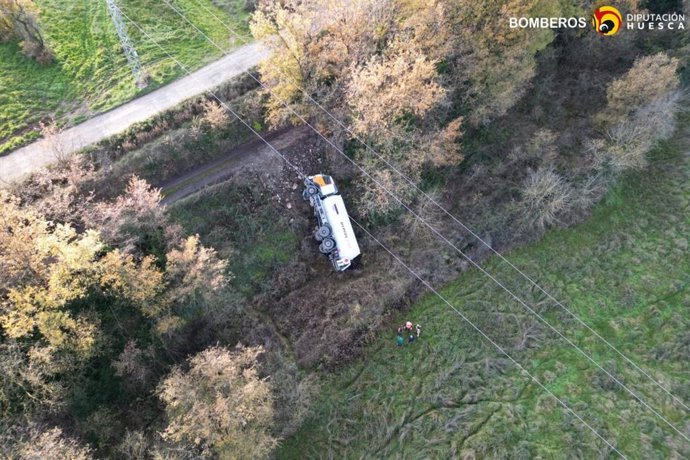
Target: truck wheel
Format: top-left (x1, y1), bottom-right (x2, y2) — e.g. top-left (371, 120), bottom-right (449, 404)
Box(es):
top-left (304, 185), bottom-right (319, 199)
top-left (316, 225), bottom-right (331, 240)
top-left (319, 238), bottom-right (335, 253)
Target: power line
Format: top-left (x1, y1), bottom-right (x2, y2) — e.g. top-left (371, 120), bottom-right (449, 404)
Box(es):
top-left (106, 0), bottom-right (148, 89)
top-left (111, 8), bottom-right (627, 454)
top-left (185, 0), bottom-right (690, 415)
top-left (159, 0), bottom-right (690, 443)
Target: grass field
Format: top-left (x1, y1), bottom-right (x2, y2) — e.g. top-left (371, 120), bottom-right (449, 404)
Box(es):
top-left (167, 180), bottom-right (300, 297)
top-left (277, 114), bottom-right (690, 458)
top-left (0, 0), bottom-right (251, 154)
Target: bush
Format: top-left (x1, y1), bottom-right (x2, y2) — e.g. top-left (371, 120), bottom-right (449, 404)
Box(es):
top-left (592, 90), bottom-right (682, 173)
top-left (519, 168), bottom-right (573, 230)
top-left (202, 100), bottom-right (231, 130)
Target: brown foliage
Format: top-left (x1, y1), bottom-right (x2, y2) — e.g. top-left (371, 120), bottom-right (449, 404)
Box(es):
top-left (601, 52), bottom-right (680, 126)
top-left (84, 176), bottom-right (168, 256)
top-left (158, 345), bottom-right (277, 459)
top-left (112, 340), bottom-right (155, 391)
top-left (17, 426), bottom-right (93, 459)
top-left (590, 52), bottom-right (682, 173)
top-left (347, 39), bottom-right (444, 138)
top-left (202, 100), bottom-right (231, 129)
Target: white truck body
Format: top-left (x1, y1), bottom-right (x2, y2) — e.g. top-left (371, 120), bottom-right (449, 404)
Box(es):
top-left (321, 194), bottom-right (360, 262)
top-left (303, 174), bottom-right (361, 271)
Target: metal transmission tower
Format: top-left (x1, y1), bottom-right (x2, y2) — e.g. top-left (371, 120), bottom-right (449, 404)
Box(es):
top-left (106, 0), bottom-right (148, 89)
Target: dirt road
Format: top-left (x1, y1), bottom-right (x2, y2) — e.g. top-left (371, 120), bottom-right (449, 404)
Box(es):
top-left (0, 42), bottom-right (267, 186)
top-left (160, 126), bottom-right (309, 205)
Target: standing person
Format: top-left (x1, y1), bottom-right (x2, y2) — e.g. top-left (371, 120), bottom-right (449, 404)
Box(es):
top-left (416, 324), bottom-right (422, 338)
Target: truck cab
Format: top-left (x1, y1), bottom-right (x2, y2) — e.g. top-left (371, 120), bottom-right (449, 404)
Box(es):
top-left (303, 174), bottom-right (361, 271)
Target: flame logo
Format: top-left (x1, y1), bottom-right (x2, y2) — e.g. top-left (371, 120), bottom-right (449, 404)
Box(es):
top-left (593, 6), bottom-right (623, 36)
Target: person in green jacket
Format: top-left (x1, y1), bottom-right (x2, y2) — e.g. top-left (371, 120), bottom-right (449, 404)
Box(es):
top-left (396, 333), bottom-right (405, 347)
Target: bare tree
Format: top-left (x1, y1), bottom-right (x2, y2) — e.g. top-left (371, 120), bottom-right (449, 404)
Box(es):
top-left (39, 119), bottom-right (70, 164)
top-left (519, 168), bottom-right (573, 230)
top-left (0, 0), bottom-right (53, 62)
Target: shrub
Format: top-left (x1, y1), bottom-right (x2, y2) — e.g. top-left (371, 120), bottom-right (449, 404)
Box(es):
top-left (116, 430), bottom-right (149, 460)
top-left (519, 168), bottom-right (573, 230)
top-left (592, 90), bottom-right (682, 173)
top-left (202, 100), bottom-right (230, 130)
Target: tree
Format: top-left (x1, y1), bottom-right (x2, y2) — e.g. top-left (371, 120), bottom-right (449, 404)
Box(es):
top-left (154, 234), bottom-right (233, 338)
top-left (85, 176), bottom-right (169, 257)
top-left (251, 0), bottom-right (557, 129)
top-left (347, 39), bottom-right (445, 138)
top-left (0, 0), bottom-right (53, 63)
top-left (443, 0), bottom-right (559, 125)
top-left (158, 345), bottom-right (277, 459)
top-left (600, 52), bottom-right (679, 126)
top-left (164, 235), bottom-right (228, 308)
top-left (0, 191), bottom-right (163, 414)
top-left (252, 0), bottom-right (467, 215)
top-left (0, 194), bottom-right (162, 353)
top-left (1, 425), bottom-right (93, 460)
top-left (250, 0), bottom-right (398, 130)
top-left (591, 52), bottom-right (682, 172)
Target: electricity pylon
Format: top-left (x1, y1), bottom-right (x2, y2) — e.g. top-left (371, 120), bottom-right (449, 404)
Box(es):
top-left (106, 0), bottom-right (148, 89)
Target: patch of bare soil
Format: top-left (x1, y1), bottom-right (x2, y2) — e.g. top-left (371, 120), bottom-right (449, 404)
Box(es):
top-left (160, 126), bottom-right (304, 204)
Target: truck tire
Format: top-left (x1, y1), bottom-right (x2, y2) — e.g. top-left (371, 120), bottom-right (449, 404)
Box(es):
top-left (315, 225), bottom-right (331, 241)
top-left (303, 185), bottom-right (319, 200)
top-left (319, 238), bottom-right (335, 253)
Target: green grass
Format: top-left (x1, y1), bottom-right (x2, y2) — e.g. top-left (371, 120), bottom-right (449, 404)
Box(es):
top-left (166, 180), bottom-right (299, 297)
top-left (277, 116), bottom-right (690, 458)
top-left (0, 0), bottom-right (251, 154)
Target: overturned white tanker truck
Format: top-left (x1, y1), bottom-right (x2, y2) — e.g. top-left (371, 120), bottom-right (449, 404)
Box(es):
top-left (302, 174), bottom-right (361, 271)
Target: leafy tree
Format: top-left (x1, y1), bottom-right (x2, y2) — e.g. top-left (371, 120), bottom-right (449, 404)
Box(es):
top-left (250, 0), bottom-right (398, 129)
top-left (0, 192), bottom-right (161, 354)
top-left (600, 52), bottom-right (680, 126)
top-left (252, 0), bottom-right (467, 214)
top-left (251, 0), bottom-right (557, 129)
top-left (591, 52), bottom-right (682, 172)
top-left (441, 0), bottom-right (561, 125)
top-left (347, 39), bottom-right (445, 138)
top-left (164, 235), bottom-right (228, 309)
top-left (158, 345), bottom-right (277, 459)
top-left (1, 425), bottom-right (93, 459)
top-left (0, 190), bottom-right (161, 414)
top-left (85, 176), bottom-right (170, 257)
